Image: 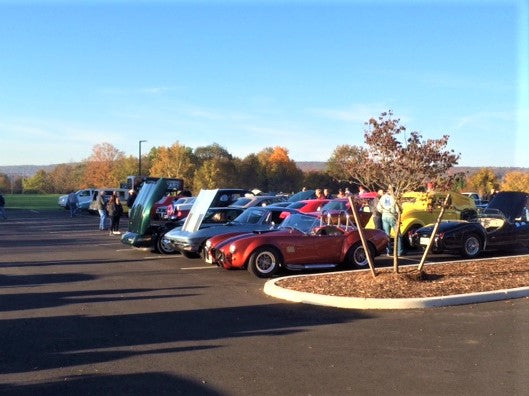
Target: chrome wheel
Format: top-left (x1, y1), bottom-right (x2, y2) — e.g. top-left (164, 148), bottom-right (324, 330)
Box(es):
top-left (248, 248), bottom-right (280, 278)
top-left (156, 235), bottom-right (177, 254)
top-left (461, 235), bottom-right (481, 258)
top-left (346, 242), bottom-right (371, 269)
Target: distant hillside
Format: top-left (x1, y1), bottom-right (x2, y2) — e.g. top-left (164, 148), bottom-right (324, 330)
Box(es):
top-left (1, 162), bottom-right (527, 180)
top-left (296, 161), bottom-right (327, 172)
top-left (0, 164), bottom-right (59, 177)
top-left (296, 162), bottom-right (528, 178)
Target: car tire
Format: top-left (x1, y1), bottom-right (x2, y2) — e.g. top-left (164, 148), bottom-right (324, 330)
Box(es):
top-left (155, 233), bottom-right (178, 255)
top-left (345, 242), bottom-right (374, 269)
top-left (403, 224), bottom-right (421, 250)
top-left (248, 247), bottom-right (281, 278)
top-left (460, 234), bottom-right (482, 259)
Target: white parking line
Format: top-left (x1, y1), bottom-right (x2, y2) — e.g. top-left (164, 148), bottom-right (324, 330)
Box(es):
top-left (181, 266), bottom-right (217, 270)
top-left (143, 256), bottom-right (179, 260)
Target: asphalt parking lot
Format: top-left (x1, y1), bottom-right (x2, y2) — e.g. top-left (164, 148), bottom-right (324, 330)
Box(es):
top-left (0, 209), bottom-right (528, 395)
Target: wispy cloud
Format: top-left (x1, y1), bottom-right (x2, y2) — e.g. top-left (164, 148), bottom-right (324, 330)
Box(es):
top-left (309, 103), bottom-right (391, 123)
top-left (452, 111), bottom-right (515, 131)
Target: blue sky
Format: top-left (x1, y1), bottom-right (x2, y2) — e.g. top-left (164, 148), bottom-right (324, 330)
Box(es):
top-left (0, 0), bottom-right (528, 167)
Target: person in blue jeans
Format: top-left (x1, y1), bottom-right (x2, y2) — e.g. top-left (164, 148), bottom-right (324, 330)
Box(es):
top-left (95, 191), bottom-right (108, 230)
top-left (0, 192), bottom-right (6, 220)
top-left (376, 190), bottom-right (403, 256)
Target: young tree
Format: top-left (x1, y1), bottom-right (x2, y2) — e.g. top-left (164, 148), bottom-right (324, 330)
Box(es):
top-left (328, 111), bottom-right (460, 272)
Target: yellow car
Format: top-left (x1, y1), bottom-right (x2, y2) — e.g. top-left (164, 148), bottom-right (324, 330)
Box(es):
top-left (366, 191), bottom-right (477, 246)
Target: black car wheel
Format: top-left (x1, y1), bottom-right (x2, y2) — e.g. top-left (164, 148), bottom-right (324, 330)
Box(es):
top-left (155, 233), bottom-right (178, 255)
top-left (248, 247), bottom-right (281, 278)
top-left (460, 234), bottom-right (482, 259)
top-left (403, 224), bottom-right (421, 250)
top-left (346, 242), bottom-right (374, 269)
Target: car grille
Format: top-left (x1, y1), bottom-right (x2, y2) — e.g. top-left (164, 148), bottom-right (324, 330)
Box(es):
top-left (215, 250), bottom-right (226, 266)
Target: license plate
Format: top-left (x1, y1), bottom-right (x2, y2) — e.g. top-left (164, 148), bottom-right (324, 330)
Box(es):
top-left (420, 237), bottom-right (430, 246)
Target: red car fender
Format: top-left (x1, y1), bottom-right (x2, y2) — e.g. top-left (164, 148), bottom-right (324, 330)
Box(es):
top-left (362, 228), bottom-right (390, 254)
top-left (340, 230), bottom-right (362, 260)
top-left (225, 230), bottom-right (294, 269)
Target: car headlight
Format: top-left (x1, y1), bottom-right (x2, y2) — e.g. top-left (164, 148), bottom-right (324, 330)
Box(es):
top-left (229, 244), bottom-right (236, 254)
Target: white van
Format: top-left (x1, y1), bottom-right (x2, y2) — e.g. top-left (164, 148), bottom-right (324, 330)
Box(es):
top-left (58, 189), bottom-right (96, 211)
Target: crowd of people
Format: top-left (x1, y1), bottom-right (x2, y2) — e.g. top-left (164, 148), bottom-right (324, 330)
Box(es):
top-left (95, 191), bottom-right (124, 235)
top-left (309, 185), bottom-right (402, 256)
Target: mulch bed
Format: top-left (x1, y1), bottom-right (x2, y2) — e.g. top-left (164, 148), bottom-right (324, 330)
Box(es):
top-left (275, 256), bottom-right (529, 299)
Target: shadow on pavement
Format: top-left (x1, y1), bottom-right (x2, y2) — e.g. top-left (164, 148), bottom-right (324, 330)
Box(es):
top-left (0, 303), bottom-right (370, 376)
top-left (0, 372), bottom-right (224, 395)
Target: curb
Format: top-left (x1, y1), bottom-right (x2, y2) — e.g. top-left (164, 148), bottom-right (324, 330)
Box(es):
top-left (264, 275), bottom-right (529, 310)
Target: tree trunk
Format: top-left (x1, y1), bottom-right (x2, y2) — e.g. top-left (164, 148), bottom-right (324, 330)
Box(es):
top-left (417, 193), bottom-right (452, 272)
top-left (393, 209), bottom-right (402, 273)
top-left (348, 197), bottom-right (377, 278)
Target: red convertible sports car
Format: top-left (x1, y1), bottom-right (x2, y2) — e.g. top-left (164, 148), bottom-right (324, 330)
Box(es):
top-left (205, 213), bottom-right (389, 278)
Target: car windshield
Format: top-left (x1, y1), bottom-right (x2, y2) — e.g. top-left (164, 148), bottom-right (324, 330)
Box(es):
top-left (232, 207), bottom-right (266, 224)
top-left (174, 198), bottom-right (187, 205)
top-left (201, 208), bottom-right (241, 223)
top-left (286, 201), bottom-right (306, 209)
top-left (475, 208), bottom-right (507, 221)
top-left (279, 214), bottom-right (320, 233)
top-left (231, 197), bottom-right (252, 207)
top-left (321, 200), bottom-right (348, 211)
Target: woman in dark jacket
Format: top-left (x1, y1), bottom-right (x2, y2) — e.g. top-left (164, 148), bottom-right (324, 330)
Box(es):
top-left (106, 194), bottom-right (124, 235)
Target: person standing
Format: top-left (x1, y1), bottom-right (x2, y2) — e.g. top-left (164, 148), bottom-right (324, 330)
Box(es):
top-left (0, 192), bottom-right (6, 220)
top-left (67, 191), bottom-right (79, 217)
top-left (377, 189), bottom-right (403, 256)
top-left (127, 189), bottom-right (137, 208)
top-left (106, 194), bottom-right (123, 235)
top-left (95, 191), bottom-right (108, 230)
top-left (370, 189), bottom-right (384, 230)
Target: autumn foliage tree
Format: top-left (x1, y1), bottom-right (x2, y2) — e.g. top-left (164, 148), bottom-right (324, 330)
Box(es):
top-left (257, 146), bottom-right (303, 193)
top-left (465, 167), bottom-right (499, 198)
top-left (83, 143), bottom-right (126, 188)
top-left (23, 170), bottom-right (52, 193)
top-left (501, 171), bottom-right (529, 192)
top-left (149, 142), bottom-right (196, 181)
top-left (192, 143), bottom-right (238, 191)
top-left (327, 111), bottom-right (461, 271)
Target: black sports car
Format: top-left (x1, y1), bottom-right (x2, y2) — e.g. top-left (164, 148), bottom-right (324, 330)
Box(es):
top-left (409, 191), bottom-right (529, 258)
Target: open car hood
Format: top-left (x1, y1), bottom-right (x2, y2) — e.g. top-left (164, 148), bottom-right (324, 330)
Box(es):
top-left (182, 189), bottom-right (253, 233)
top-left (485, 191), bottom-right (528, 222)
top-left (127, 178), bottom-right (180, 236)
